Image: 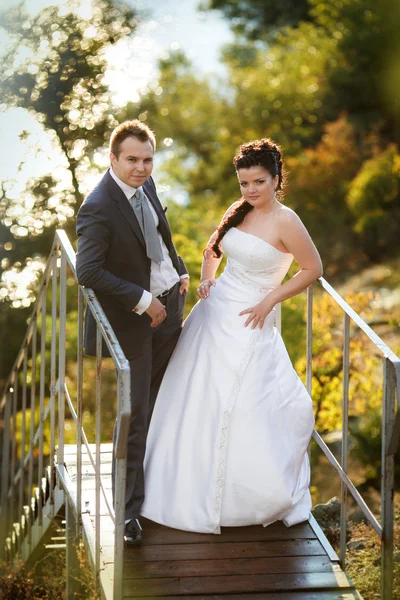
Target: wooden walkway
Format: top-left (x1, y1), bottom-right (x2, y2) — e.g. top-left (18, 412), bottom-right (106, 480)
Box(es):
top-left (63, 444), bottom-right (363, 600)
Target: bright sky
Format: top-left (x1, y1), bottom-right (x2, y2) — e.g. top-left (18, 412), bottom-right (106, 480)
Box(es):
top-left (0, 0), bottom-right (232, 183)
top-left (107, 0), bottom-right (232, 104)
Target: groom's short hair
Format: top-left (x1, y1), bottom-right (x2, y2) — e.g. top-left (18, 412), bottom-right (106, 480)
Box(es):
top-left (110, 120), bottom-right (156, 158)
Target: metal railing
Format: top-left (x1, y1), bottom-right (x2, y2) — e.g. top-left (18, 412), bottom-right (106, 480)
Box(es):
top-left (0, 230), bottom-right (131, 598)
top-left (304, 278), bottom-right (400, 600)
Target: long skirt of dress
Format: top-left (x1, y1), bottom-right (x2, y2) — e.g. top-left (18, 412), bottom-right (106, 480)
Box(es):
top-left (141, 266), bottom-right (315, 534)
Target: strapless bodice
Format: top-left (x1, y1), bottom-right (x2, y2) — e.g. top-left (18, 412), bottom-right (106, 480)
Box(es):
top-left (221, 227), bottom-right (293, 292)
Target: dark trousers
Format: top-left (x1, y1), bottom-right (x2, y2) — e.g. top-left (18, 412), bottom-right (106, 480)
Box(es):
top-left (112, 282), bottom-right (186, 520)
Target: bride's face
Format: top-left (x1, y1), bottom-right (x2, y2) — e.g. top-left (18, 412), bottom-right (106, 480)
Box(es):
top-left (237, 166), bottom-right (278, 208)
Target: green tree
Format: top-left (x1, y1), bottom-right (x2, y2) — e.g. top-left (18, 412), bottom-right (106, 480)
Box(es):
top-left (0, 0), bottom-right (138, 256)
top-left (346, 144), bottom-right (400, 260)
top-left (309, 0), bottom-right (400, 137)
top-left (204, 0), bottom-right (310, 39)
top-left (285, 116), bottom-right (371, 274)
top-left (0, 0), bottom-right (139, 388)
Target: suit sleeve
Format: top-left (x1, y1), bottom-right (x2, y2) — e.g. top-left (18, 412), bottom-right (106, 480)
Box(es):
top-left (76, 201), bottom-right (146, 311)
top-left (178, 256), bottom-right (188, 277)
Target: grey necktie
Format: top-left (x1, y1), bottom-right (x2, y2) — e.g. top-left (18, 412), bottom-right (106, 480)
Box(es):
top-left (130, 188), bottom-right (164, 266)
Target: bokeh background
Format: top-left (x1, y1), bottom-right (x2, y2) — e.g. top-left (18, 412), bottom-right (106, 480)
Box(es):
top-left (1, 3), bottom-right (400, 589)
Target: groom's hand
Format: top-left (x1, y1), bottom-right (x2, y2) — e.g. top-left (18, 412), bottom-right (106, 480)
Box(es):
top-left (179, 277), bottom-right (189, 295)
top-left (146, 297), bottom-right (167, 327)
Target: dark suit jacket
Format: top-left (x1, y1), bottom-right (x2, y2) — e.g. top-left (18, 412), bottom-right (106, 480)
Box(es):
top-left (75, 169), bottom-right (187, 360)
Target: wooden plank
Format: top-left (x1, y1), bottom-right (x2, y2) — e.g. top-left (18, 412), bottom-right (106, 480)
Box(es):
top-left (127, 592), bottom-right (363, 600)
top-left (127, 593), bottom-right (362, 600)
top-left (96, 521), bottom-right (317, 547)
top-left (124, 539), bottom-right (326, 561)
top-left (123, 571), bottom-right (356, 597)
top-left (123, 556), bottom-right (336, 578)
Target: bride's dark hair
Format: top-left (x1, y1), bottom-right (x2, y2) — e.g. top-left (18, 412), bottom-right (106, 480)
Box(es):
top-left (207, 138), bottom-right (285, 258)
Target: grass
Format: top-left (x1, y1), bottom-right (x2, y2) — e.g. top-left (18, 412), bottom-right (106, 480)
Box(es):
top-left (0, 542), bottom-right (98, 600)
top-left (325, 494), bottom-right (400, 600)
top-left (345, 519), bottom-right (400, 600)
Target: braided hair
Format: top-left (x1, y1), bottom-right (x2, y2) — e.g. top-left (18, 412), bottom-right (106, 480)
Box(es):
top-left (209, 138), bottom-right (285, 258)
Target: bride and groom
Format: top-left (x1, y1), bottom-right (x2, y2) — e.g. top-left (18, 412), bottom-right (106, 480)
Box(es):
top-left (76, 119), bottom-right (322, 544)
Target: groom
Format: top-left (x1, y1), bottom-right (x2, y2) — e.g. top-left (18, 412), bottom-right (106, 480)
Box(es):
top-left (76, 120), bottom-right (189, 543)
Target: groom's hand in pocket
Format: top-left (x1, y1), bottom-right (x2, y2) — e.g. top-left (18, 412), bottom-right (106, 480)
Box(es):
top-left (146, 297), bottom-right (167, 327)
top-left (179, 277), bottom-right (190, 295)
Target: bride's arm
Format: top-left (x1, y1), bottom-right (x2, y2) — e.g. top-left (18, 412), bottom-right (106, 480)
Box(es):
top-left (197, 232), bottom-right (223, 299)
top-left (198, 201), bottom-right (240, 299)
top-left (239, 209), bottom-right (322, 328)
top-left (201, 232), bottom-right (223, 280)
top-left (268, 209), bottom-right (323, 306)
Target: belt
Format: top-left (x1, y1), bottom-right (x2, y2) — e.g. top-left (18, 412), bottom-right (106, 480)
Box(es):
top-left (157, 282), bottom-right (177, 299)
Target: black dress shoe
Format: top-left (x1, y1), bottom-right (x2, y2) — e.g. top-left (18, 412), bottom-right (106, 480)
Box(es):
top-left (124, 518), bottom-right (143, 544)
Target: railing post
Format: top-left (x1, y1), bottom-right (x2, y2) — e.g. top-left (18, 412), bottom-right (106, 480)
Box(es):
top-left (0, 393), bottom-right (12, 558)
top-left (10, 376), bottom-right (18, 530)
top-left (306, 285), bottom-right (313, 465)
top-left (38, 289), bottom-right (47, 526)
top-left (381, 357), bottom-right (395, 600)
top-left (76, 286), bottom-right (84, 537)
top-left (18, 347), bottom-right (28, 522)
top-left (28, 321), bottom-right (37, 549)
top-left (58, 251), bottom-right (67, 469)
top-left (95, 324), bottom-right (102, 593)
top-left (113, 365), bottom-right (130, 600)
top-left (50, 253), bottom-right (58, 508)
top-left (306, 285), bottom-right (313, 396)
top-left (340, 313), bottom-right (350, 569)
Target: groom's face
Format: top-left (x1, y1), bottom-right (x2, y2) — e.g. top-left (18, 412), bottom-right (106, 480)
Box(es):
top-left (110, 136), bottom-right (154, 188)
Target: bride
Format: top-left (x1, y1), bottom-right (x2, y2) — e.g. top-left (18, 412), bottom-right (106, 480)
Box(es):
top-left (140, 138), bottom-right (322, 534)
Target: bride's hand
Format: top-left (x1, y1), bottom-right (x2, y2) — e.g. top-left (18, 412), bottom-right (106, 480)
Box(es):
top-left (197, 278), bottom-right (216, 299)
top-left (239, 297), bottom-right (275, 329)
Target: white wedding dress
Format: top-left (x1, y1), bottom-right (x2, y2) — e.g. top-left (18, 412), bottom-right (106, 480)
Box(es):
top-left (141, 226), bottom-right (315, 534)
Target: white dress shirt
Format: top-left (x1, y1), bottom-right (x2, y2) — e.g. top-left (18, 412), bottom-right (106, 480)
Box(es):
top-left (110, 168), bottom-right (188, 315)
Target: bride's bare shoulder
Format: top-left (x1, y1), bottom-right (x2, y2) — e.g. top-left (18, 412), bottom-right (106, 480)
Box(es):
top-left (277, 205), bottom-right (303, 227)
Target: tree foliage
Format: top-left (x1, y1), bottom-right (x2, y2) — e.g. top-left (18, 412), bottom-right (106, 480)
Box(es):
top-left (0, 0), bottom-right (138, 386)
top-left (346, 144), bottom-right (400, 259)
top-left (204, 0), bottom-right (310, 39)
top-left (0, 0), bottom-right (137, 247)
top-left (309, 0), bottom-right (400, 132)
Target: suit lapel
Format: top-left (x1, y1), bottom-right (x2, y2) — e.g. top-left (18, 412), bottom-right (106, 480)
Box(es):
top-left (104, 171), bottom-right (146, 248)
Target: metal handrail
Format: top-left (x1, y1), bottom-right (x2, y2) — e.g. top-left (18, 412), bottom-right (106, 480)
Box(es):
top-left (0, 230), bottom-right (131, 598)
top-left (306, 277), bottom-right (399, 600)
